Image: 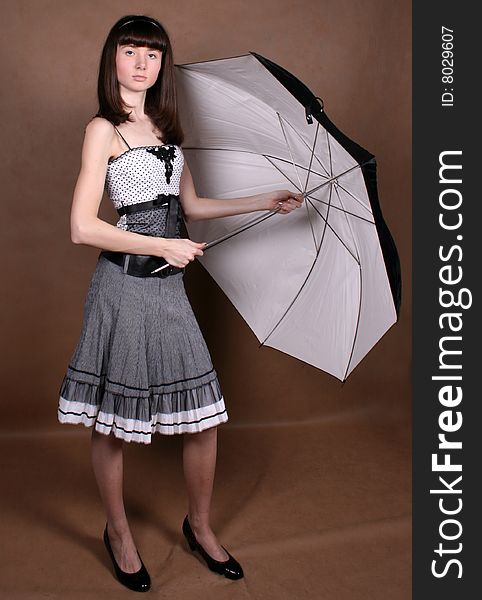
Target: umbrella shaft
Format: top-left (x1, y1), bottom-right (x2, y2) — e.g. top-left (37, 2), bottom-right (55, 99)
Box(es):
top-left (203, 207), bottom-right (281, 250)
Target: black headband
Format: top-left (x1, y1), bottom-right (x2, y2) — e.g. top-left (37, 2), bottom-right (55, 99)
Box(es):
top-left (118, 18), bottom-right (162, 30)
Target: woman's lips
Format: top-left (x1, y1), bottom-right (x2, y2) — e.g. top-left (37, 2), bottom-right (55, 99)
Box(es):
top-left (133, 76), bottom-right (147, 81)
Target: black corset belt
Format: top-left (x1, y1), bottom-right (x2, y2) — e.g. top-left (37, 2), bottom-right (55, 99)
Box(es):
top-left (100, 194), bottom-right (184, 278)
top-left (116, 194), bottom-right (180, 216)
top-left (99, 250), bottom-right (184, 278)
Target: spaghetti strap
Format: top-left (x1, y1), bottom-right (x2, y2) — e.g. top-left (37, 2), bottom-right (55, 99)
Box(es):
top-left (113, 126), bottom-right (132, 150)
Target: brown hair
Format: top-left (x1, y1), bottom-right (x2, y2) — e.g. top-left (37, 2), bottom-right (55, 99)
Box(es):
top-left (95, 14), bottom-right (184, 146)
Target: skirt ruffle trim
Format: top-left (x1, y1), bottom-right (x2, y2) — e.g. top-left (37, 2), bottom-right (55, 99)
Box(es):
top-left (57, 373), bottom-right (228, 443)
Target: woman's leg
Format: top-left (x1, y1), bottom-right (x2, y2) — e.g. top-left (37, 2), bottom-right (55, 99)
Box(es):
top-left (182, 425), bottom-right (229, 561)
top-left (91, 428), bottom-right (142, 572)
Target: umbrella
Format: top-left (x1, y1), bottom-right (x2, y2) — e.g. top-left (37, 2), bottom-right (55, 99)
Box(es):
top-left (171, 52), bottom-right (401, 382)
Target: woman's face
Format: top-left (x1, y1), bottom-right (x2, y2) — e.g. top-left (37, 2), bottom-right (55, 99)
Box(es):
top-left (115, 44), bottom-right (163, 92)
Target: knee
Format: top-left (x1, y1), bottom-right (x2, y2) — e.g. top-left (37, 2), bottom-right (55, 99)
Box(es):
top-left (184, 425), bottom-right (217, 438)
top-left (92, 427), bottom-right (123, 446)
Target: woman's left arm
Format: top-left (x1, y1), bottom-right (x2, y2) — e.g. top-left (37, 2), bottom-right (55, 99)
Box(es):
top-left (179, 159), bottom-right (304, 223)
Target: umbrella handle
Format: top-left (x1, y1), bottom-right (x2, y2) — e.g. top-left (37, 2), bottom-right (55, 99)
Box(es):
top-left (151, 261), bottom-right (171, 274)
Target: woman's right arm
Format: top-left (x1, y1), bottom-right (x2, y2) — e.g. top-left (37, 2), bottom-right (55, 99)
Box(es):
top-left (70, 117), bottom-right (204, 267)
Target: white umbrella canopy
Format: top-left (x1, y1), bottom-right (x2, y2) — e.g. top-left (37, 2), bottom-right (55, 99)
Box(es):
top-left (174, 52), bottom-right (401, 381)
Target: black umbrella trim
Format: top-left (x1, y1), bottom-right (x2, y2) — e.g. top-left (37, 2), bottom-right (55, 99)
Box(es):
top-left (250, 52), bottom-right (402, 318)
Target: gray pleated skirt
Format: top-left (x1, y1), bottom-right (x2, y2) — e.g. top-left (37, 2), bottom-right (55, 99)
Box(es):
top-left (57, 254), bottom-right (228, 443)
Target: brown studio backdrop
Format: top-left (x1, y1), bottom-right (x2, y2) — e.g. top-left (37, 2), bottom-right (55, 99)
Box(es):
top-left (0, 1), bottom-right (411, 599)
top-left (2, 0), bottom-right (411, 427)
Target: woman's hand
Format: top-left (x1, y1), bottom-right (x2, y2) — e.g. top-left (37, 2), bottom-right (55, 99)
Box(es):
top-left (263, 190), bottom-right (304, 215)
top-left (155, 238), bottom-right (206, 268)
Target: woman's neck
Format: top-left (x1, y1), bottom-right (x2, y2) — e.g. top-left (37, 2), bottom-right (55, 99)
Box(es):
top-left (119, 88), bottom-right (147, 121)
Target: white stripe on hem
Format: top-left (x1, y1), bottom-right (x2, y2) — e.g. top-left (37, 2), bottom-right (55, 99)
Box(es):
top-left (57, 396), bottom-right (228, 443)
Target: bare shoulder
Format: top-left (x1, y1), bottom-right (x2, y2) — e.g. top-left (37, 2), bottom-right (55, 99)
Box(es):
top-left (81, 117), bottom-right (116, 165)
top-left (85, 116), bottom-right (115, 142)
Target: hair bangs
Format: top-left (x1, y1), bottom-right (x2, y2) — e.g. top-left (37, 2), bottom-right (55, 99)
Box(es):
top-left (117, 23), bottom-right (167, 52)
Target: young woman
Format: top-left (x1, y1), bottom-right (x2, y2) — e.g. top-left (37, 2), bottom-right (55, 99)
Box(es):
top-left (57, 14), bottom-right (302, 592)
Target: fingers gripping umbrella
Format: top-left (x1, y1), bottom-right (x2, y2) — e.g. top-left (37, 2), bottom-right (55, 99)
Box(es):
top-left (173, 52), bottom-right (401, 382)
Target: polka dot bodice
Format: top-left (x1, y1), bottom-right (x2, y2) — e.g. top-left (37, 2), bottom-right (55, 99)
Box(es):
top-left (105, 144), bottom-right (185, 237)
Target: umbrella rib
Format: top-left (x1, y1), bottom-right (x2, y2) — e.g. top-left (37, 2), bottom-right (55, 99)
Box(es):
top-left (306, 195), bottom-right (375, 224)
top-left (342, 263), bottom-right (363, 382)
top-left (333, 181), bottom-right (366, 248)
top-left (303, 121), bottom-right (322, 250)
top-left (305, 197), bottom-right (360, 263)
top-left (263, 155), bottom-right (323, 252)
top-left (276, 112), bottom-right (318, 251)
top-left (264, 154), bottom-right (328, 180)
top-left (334, 182), bottom-right (373, 216)
top-left (326, 132), bottom-right (364, 262)
top-left (259, 183), bottom-right (336, 348)
top-left (332, 180), bottom-right (364, 265)
top-left (282, 115), bottom-right (331, 178)
top-left (303, 156), bottom-right (375, 220)
top-left (308, 146), bottom-right (372, 264)
top-left (303, 120), bottom-right (321, 194)
top-left (304, 163), bottom-right (362, 197)
top-left (330, 179), bottom-right (364, 381)
top-left (326, 128), bottom-right (333, 177)
top-left (261, 156), bottom-right (373, 224)
top-left (307, 185), bottom-right (365, 381)
top-left (276, 112), bottom-right (305, 193)
top-left (263, 154), bottom-right (303, 191)
top-left (183, 145), bottom-right (329, 181)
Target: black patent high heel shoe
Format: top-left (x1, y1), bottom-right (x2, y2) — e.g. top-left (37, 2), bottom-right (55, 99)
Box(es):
top-left (182, 515), bottom-right (244, 580)
top-left (103, 523), bottom-right (151, 592)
